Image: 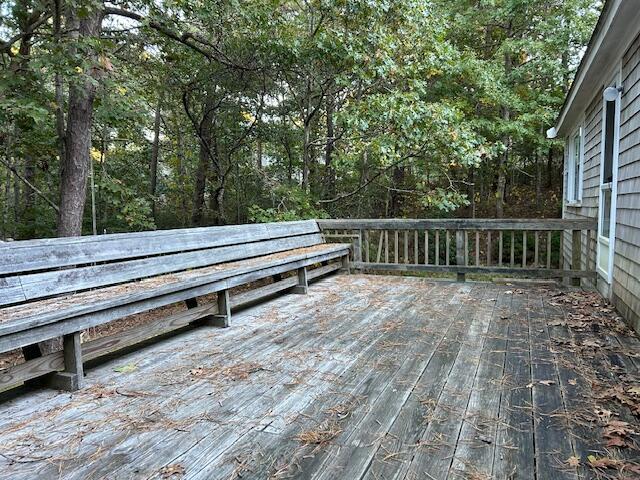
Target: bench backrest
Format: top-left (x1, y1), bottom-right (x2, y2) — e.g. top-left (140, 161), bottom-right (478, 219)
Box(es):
top-left (0, 220), bottom-right (323, 307)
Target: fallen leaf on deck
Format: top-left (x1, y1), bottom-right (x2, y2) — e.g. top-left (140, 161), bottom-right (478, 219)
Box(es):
top-left (160, 463), bottom-right (185, 478)
top-left (587, 455), bottom-right (622, 469)
top-left (539, 380), bottom-right (556, 386)
top-left (594, 407), bottom-right (614, 422)
top-left (605, 436), bottom-right (627, 448)
top-left (568, 378), bottom-right (577, 386)
top-left (113, 363), bottom-right (137, 373)
top-left (566, 456), bottom-right (580, 467)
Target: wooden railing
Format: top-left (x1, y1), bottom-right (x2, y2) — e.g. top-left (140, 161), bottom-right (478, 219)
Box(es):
top-left (318, 218), bottom-right (598, 283)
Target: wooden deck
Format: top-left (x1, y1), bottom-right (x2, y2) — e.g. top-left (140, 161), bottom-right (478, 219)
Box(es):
top-left (1, 274), bottom-right (639, 480)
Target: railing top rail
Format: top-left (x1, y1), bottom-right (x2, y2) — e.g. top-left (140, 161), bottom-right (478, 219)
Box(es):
top-left (317, 218), bottom-right (597, 231)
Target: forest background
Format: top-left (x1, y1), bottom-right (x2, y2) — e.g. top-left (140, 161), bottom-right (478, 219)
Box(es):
top-left (0, 0), bottom-right (602, 240)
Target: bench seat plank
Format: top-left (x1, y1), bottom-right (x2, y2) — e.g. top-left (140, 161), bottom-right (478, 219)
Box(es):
top-left (0, 243), bottom-right (350, 349)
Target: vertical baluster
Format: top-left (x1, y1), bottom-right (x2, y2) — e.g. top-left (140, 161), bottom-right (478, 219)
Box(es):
top-left (435, 230), bottom-right (440, 266)
top-left (414, 231), bottom-right (419, 264)
top-left (510, 231), bottom-right (515, 267)
top-left (572, 229), bottom-right (582, 286)
top-left (464, 231), bottom-right (469, 266)
top-left (376, 231), bottom-right (383, 263)
top-left (425, 231), bottom-right (429, 265)
top-left (487, 231), bottom-right (492, 266)
top-left (394, 230), bottom-right (399, 263)
top-left (404, 231), bottom-right (409, 264)
top-left (355, 230), bottom-right (363, 263)
top-left (364, 230), bottom-right (370, 263)
top-left (456, 230), bottom-right (465, 282)
top-left (499, 231), bottom-right (503, 267)
top-left (385, 230), bottom-right (389, 263)
top-left (547, 231), bottom-right (552, 269)
top-left (475, 231), bottom-right (480, 266)
top-left (522, 231), bottom-right (527, 267)
top-left (534, 231), bottom-right (539, 267)
top-left (446, 231), bottom-right (451, 266)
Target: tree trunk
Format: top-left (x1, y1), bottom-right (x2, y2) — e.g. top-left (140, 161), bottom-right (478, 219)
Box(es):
top-left (176, 127), bottom-right (188, 225)
top-left (496, 26), bottom-right (512, 219)
top-left (323, 88), bottom-right (335, 199)
top-left (301, 76), bottom-right (313, 193)
top-left (150, 92), bottom-right (163, 222)
top-left (302, 117), bottom-right (312, 192)
top-left (535, 151), bottom-right (542, 209)
top-left (390, 166), bottom-right (405, 217)
top-left (57, 6), bottom-right (103, 237)
top-left (256, 136), bottom-right (263, 170)
top-left (469, 168), bottom-right (476, 218)
top-left (546, 147), bottom-right (554, 188)
top-left (192, 94), bottom-right (215, 226)
top-left (192, 146), bottom-right (208, 226)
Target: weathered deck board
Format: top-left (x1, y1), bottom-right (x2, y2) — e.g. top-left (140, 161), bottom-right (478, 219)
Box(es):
top-left (0, 275), bottom-right (639, 480)
top-left (492, 290), bottom-right (535, 479)
top-left (448, 289), bottom-right (511, 478)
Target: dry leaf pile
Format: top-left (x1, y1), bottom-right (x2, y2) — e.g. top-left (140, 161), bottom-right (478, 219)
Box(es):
top-left (549, 289), bottom-right (640, 477)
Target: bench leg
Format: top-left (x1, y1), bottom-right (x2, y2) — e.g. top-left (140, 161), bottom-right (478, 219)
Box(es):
top-left (201, 289), bottom-right (230, 328)
top-left (185, 298), bottom-right (199, 309)
top-left (341, 255), bottom-right (351, 274)
top-left (49, 332), bottom-right (84, 391)
top-left (291, 266), bottom-right (309, 294)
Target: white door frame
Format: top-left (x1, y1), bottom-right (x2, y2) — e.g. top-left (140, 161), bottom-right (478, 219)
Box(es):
top-left (596, 68), bottom-right (621, 285)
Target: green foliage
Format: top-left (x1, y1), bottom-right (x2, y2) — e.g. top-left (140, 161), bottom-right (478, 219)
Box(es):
top-left (0, 0), bottom-right (602, 239)
top-left (248, 186), bottom-right (329, 223)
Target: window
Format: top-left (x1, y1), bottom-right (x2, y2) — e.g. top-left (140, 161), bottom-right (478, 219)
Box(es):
top-left (566, 127), bottom-right (583, 203)
top-left (603, 99), bottom-right (616, 183)
top-left (599, 95), bottom-right (618, 240)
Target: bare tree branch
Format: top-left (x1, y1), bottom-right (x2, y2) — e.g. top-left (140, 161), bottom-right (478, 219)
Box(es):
top-left (0, 158), bottom-right (60, 212)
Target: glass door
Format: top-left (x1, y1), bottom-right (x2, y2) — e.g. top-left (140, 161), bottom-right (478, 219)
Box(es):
top-left (597, 78), bottom-right (620, 282)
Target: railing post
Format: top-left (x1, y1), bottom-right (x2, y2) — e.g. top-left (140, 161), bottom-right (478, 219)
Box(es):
top-left (571, 229), bottom-right (582, 287)
top-left (355, 230), bottom-right (363, 263)
top-left (456, 230), bottom-right (465, 282)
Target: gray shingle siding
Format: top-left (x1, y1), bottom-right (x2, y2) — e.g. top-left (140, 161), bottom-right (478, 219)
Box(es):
top-left (563, 30), bottom-right (640, 333)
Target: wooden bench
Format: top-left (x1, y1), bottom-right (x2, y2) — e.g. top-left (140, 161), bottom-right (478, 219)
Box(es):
top-left (0, 220), bottom-right (350, 392)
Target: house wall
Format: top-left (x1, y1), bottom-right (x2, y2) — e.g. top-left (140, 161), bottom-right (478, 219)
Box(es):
top-left (613, 33), bottom-right (640, 332)
top-left (562, 31), bottom-right (640, 334)
top-left (562, 90), bottom-right (601, 288)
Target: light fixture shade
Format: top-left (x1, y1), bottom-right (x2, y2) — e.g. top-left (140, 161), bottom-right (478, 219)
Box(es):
top-left (603, 86), bottom-right (620, 101)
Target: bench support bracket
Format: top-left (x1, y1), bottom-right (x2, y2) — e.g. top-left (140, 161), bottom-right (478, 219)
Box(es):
top-left (49, 332), bottom-right (84, 391)
top-left (291, 267), bottom-right (309, 294)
